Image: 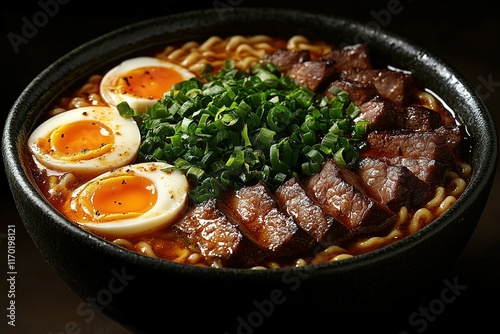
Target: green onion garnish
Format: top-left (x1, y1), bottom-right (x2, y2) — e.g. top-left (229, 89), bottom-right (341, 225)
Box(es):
top-left (125, 60), bottom-right (368, 203)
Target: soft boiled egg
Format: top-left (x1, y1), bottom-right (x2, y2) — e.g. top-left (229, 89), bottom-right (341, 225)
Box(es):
top-left (65, 162), bottom-right (189, 237)
top-left (100, 56), bottom-right (196, 113)
top-left (27, 106), bottom-right (140, 176)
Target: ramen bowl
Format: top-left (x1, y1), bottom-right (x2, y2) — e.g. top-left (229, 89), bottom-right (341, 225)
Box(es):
top-left (3, 7), bottom-right (498, 334)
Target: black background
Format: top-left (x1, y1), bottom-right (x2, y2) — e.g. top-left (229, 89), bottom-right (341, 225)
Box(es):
top-left (1, 1), bottom-right (499, 333)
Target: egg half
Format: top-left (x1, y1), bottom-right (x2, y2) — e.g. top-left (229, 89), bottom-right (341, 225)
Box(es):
top-left (100, 56), bottom-right (196, 113)
top-left (27, 106), bottom-right (140, 176)
top-left (65, 162), bottom-right (189, 237)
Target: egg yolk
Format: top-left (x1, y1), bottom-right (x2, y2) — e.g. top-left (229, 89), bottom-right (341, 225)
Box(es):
top-left (90, 175), bottom-right (157, 221)
top-left (48, 120), bottom-right (114, 161)
top-left (116, 66), bottom-right (184, 100)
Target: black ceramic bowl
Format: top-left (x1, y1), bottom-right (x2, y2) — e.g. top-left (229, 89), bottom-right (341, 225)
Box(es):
top-left (3, 7), bottom-right (498, 334)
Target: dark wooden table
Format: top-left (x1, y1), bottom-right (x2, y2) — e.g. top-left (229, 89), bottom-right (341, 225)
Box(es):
top-left (2, 2), bottom-right (499, 333)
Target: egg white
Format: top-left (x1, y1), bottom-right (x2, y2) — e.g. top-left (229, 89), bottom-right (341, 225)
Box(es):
top-left (67, 162), bottom-right (189, 237)
top-left (100, 56), bottom-right (196, 113)
top-left (27, 106), bottom-right (140, 175)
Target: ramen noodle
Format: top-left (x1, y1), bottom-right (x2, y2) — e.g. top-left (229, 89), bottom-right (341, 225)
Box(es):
top-left (27, 35), bottom-right (472, 269)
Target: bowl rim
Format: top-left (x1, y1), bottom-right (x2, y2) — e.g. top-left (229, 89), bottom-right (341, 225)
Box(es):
top-left (3, 7), bottom-right (498, 278)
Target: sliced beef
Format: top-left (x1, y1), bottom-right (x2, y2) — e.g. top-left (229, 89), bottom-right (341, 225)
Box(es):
top-left (357, 157), bottom-right (432, 211)
top-left (354, 98), bottom-right (443, 131)
top-left (355, 96), bottom-right (400, 130)
top-left (402, 105), bottom-right (442, 131)
top-left (275, 177), bottom-right (353, 246)
top-left (174, 198), bottom-right (267, 267)
top-left (261, 49), bottom-right (335, 92)
top-left (260, 48), bottom-right (311, 72)
top-left (303, 159), bottom-right (398, 234)
top-left (325, 79), bottom-right (379, 106)
top-left (386, 156), bottom-right (446, 186)
top-left (286, 58), bottom-right (336, 92)
top-left (322, 44), bottom-right (373, 72)
top-left (366, 125), bottom-right (467, 164)
top-left (217, 182), bottom-right (316, 259)
top-left (342, 68), bottom-right (418, 106)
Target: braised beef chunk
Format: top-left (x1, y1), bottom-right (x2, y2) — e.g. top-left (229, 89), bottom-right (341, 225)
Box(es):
top-left (304, 159), bottom-right (398, 234)
top-left (322, 44), bottom-right (373, 72)
top-left (342, 68), bottom-right (418, 106)
top-left (355, 96), bottom-right (400, 130)
top-left (275, 177), bottom-right (353, 246)
top-left (366, 126), bottom-right (467, 164)
top-left (260, 48), bottom-right (311, 72)
top-left (387, 156), bottom-right (446, 186)
top-left (286, 59), bottom-right (336, 92)
top-left (357, 157), bottom-right (432, 211)
top-left (174, 198), bottom-right (267, 267)
top-left (325, 79), bottom-right (379, 106)
top-left (217, 182), bottom-right (316, 259)
top-left (354, 98), bottom-right (442, 131)
top-left (402, 105), bottom-right (442, 131)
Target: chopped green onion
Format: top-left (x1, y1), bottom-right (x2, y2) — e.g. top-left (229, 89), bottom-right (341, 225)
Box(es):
top-left (126, 59), bottom-right (369, 203)
top-left (117, 101), bottom-right (136, 118)
top-left (255, 127), bottom-right (276, 150)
